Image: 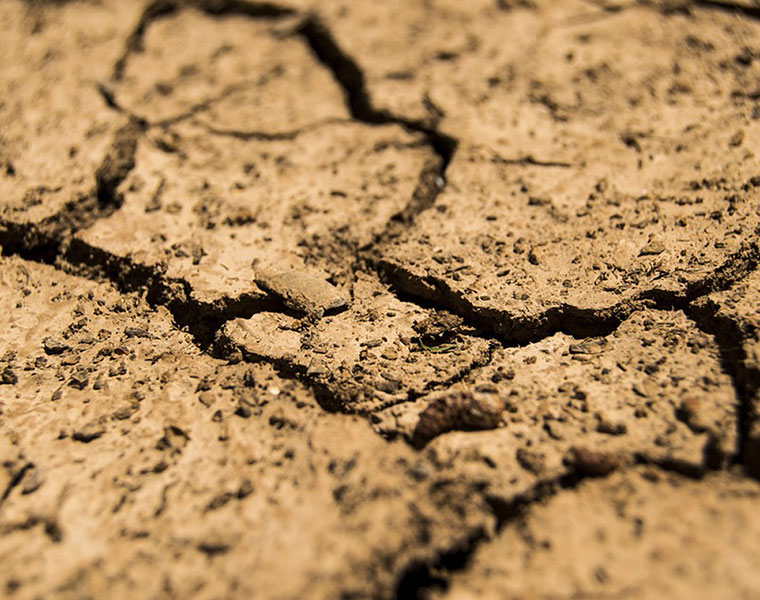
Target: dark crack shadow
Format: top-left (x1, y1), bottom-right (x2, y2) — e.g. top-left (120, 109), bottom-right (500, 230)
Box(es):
top-left (112, 0), bottom-right (179, 81)
top-left (196, 116), bottom-right (353, 141)
top-left (112, 0), bottom-right (295, 82)
top-left (64, 238), bottom-right (280, 349)
top-left (393, 468), bottom-right (598, 600)
top-left (391, 448), bottom-right (722, 600)
top-left (0, 123), bottom-right (139, 262)
top-left (688, 298), bottom-right (760, 478)
top-left (395, 527), bottom-right (487, 600)
top-left (295, 14), bottom-right (458, 202)
top-left (0, 463), bottom-right (34, 510)
top-left (693, 0), bottom-right (760, 20)
top-left (377, 238), bottom-right (760, 347)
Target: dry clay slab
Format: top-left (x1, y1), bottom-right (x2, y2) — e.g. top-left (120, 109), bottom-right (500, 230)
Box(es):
top-left (441, 468), bottom-right (760, 600)
top-left (74, 117), bottom-right (437, 310)
top-left (377, 309), bottom-right (737, 500)
top-left (221, 273), bottom-right (493, 413)
top-left (0, 1), bottom-right (145, 248)
top-left (317, 1), bottom-right (760, 339)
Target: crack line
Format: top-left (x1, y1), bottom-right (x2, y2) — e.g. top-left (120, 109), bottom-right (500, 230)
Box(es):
top-left (395, 463), bottom-right (624, 599)
top-left (112, 0), bottom-right (295, 82)
top-left (394, 447), bottom-right (725, 600)
top-left (0, 463), bottom-right (33, 510)
top-left (196, 116), bottom-right (354, 141)
top-left (693, 0), bottom-right (760, 20)
top-left (688, 298), bottom-right (760, 477)
top-left (375, 237), bottom-right (760, 346)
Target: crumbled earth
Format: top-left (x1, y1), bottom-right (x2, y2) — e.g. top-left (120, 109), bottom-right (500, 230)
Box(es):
top-left (2, 0), bottom-right (760, 599)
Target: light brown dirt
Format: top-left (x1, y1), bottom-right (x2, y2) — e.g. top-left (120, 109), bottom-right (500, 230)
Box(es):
top-left (2, 0), bottom-right (760, 599)
top-left (440, 467), bottom-right (760, 600)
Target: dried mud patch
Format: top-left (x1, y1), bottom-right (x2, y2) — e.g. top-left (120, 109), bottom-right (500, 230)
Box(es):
top-left (2, 0), bottom-right (760, 598)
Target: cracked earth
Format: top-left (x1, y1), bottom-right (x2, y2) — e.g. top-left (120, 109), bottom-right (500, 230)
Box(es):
top-left (2, 0), bottom-right (760, 598)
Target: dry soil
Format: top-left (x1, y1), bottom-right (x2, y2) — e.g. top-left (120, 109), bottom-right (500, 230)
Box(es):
top-left (2, 0), bottom-right (760, 598)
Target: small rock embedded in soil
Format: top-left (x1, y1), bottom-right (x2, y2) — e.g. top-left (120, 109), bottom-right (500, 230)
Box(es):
top-left (639, 239), bottom-right (666, 256)
top-left (20, 467), bottom-right (43, 495)
top-left (68, 369), bottom-right (89, 390)
top-left (254, 269), bottom-right (348, 316)
top-left (306, 358), bottom-right (328, 376)
top-left (109, 362), bottom-right (127, 377)
top-left (72, 420), bottom-right (106, 443)
top-left (112, 402), bottom-right (139, 420)
top-left (567, 446), bottom-right (623, 476)
top-left (677, 396), bottom-right (707, 431)
top-left (411, 390), bottom-right (504, 449)
top-left (516, 447), bottom-right (546, 475)
top-left (234, 401), bottom-right (252, 419)
top-left (596, 412), bottom-right (628, 435)
top-left (568, 339), bottom-right (605, 355)
top-left (413, 310), bottom-right (463, 345)
top-left (1, 366), bottom-right (18, 385)
top-left (124, 326), bottom-right (150, 338)
top-left (42, 337), bottom-right (70, 355)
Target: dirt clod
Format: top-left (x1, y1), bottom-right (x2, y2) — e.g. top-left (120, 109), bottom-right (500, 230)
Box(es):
top-left (567, 446), bottom-right (623, 477)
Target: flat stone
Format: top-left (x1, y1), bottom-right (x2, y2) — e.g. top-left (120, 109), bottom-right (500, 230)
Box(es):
top-left (255, 269), bottom-right (348, 316)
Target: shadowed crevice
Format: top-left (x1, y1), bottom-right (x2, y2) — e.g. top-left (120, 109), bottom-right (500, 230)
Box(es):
top-left (295, 15), bottom-right (458, 212)
top-left (112, 0), bottom-right (295, 82)
top-left (693, 0), bottom-right (760, 20)
top-left (688, 299), bottom-right (760, 479)
top-left (391, 447), bottom-right (723, 600)
top-left (0, 124), bottom-right (139, 261)
top-left (63, 238), bottom-right (279, 349)
top-left (196, 116), bottom-right (354, 141)
top-left (112, 0), bottom-right (179, 81)
top-left (0, 463), bottom-right (34, 509)
top-left (393, 468), bottom-right (598, 600)
top-left (377, 238), bottom-right (760, 346)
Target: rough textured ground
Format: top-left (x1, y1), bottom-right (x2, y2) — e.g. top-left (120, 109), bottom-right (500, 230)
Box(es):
top-left (2, 0), bottom-right (760, 598)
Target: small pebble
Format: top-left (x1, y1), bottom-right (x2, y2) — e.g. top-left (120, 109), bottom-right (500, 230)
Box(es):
top-left (639, 240), bottom-right (666, 256)
top-left (1, 366), bottom-right (18, 385)
top-left (43, 337), bottom-right (70, 355)
top-left (124, 326), bottom-right (150, 338)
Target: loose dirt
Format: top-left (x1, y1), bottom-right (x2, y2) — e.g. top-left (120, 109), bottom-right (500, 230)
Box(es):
top-left (2, 1), bottom-right (760, 598)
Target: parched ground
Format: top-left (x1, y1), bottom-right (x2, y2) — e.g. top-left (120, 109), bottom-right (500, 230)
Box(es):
top-left (2, 0), bottom-right (760, 598)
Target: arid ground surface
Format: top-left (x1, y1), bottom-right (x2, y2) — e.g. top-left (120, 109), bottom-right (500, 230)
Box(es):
top-left (2, 0), bottom-right (760, 598)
